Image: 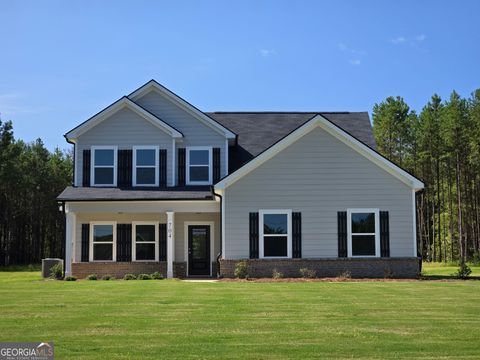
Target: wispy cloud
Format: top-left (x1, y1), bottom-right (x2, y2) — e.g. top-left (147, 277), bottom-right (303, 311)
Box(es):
top-left (259, 49), bottom-right (276, 57)
top-left (390, 36), bottom-right (407, 44)
top-left (0, 92), bottom-right (48, 117)
top-left (416, 34), bottom-right (426, 42)
top-left (390, 34), bottom-right (426, 45)
top-left (338, 42), bottom-right (366, 65)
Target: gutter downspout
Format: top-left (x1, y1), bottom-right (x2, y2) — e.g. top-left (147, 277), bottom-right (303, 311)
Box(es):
top-left (212, 187), bottom-right (222, 278)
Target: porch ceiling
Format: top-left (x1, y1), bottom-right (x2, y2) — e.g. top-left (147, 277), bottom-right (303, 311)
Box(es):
top-left (58, 186), bottom-right (214, 202)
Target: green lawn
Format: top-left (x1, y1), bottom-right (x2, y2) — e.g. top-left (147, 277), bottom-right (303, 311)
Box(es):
top-left (422, 262), bottom-right (480, 277)
top-left (0, 269), bottom-right (479, 359)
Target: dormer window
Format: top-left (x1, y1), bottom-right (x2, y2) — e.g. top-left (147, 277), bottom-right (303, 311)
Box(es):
top-left (133, 146), bottom-right (159, 187)
top-left (186, 147), bottom-right (212, 185)
top-left (91, 146), bottom-right (117, 186)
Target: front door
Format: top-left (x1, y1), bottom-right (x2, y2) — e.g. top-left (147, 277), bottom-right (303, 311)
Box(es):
top-left (188, 225), bottom-right (210, 276)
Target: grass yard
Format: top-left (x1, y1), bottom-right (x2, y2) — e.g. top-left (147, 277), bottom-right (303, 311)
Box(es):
top-left (0, 266), bottom-right (479, 359)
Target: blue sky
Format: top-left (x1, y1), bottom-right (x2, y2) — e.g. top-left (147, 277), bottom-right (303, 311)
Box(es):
top-left (1, 0), bottom-right (479, 150)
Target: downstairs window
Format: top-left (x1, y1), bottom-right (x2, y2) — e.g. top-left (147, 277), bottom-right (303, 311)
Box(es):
top-left (348, 209), bottom-right (380, 257)
top-left (90, 222), bottom-right (116, 261)
top-left (133, 223), bottom-right (158, 261)
top-left (259, 210), bottom-right (292, 258)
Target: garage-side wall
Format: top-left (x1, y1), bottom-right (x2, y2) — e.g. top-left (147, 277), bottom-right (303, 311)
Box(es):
top-left (224, 126), bottom-right (414, 259)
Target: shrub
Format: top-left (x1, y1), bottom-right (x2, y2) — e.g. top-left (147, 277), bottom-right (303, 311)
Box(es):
top-left (137, 273), bottom-right (152, 280)
top-left (234, 261), bottom-right (248, 279)
top-left (64, 276), bottom-right (77, 281)
top-left (101, 274), bottom-right (115, 281)
top-left (337, 270), bottom-right (351, 280)
top-left (151, 272), bottom-right (164, 280)
top-left (455, 263), bottom-right (472, 279)
top-left (384, 267), bottom-right (394, 279)
top-left (123, 273), bottom-right (137, 280)
top-left (272, 269), bottom-right (284, 279)
top-left (86, 274), bottom-right (97, 281)
top-left (49, 263), bottom-right (63, 280)
top-left (472, 252), bottom-right (480, 266)
top-left (299, 268), bottom-right (316, 279)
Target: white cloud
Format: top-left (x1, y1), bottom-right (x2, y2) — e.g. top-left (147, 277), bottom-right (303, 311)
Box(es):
top-left (416, 34), bottom-right (426, 41)
top-left (259, 49), bottom-right (276, 57)
top-left (390, 36), bottom-right (407, 44)
top-left (390, 35), bottom-right (427, 45)
top-left (338, 43), bottom-right (366, 65)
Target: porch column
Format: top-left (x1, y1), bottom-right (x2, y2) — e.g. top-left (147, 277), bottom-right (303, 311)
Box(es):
top-left (166, 211), bottom-right (175, 278)
top-left (65, 210), bottom-right (76, 277)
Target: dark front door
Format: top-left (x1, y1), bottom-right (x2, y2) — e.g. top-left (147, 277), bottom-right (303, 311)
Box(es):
top-left (188, 225), bottom-right (210, 276)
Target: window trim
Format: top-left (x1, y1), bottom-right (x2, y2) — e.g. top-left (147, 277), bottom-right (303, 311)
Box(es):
top-left (89, 221), bottom-right (117, 262)
top-left (259, 209), bottom-right (292, 259)
top-left (90, 146), bottom-right (118, 187)
top-left (132, 146), bottom-right (159, 187)
top-left (132, 221), bottom-right (159, 262)
top-left (186, 146), bottom-right (212, 185)
top-left (347, 208), bottom-right (380, 258)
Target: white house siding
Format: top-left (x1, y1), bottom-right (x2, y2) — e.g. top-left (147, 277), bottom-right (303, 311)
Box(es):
top-left (134, 91), bottom-right (227, 181)
top-left (223, 126), bottom-right (414, 259)
top-left (74, 212), bottom-right (220, 263)
top-left (75, 107), bottom-right (174, 186)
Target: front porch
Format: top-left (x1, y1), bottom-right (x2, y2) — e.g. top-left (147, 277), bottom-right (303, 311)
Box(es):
top-left (64, 200), bottom-right (220, 279)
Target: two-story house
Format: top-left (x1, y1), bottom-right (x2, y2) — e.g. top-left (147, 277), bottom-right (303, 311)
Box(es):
top-left (57, 80), bottom-right (424, 279)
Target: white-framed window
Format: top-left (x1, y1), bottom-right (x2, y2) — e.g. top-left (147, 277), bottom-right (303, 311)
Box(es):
top-left (186, 147), bottom-right (212, 185)
top-left (132, 222), bottom-right (158, 261)
top-left (89, 221), bottom-right (116, 261)
top-left (133, 146), bottom-right (159, 187)
top-left (347, 208), bottom-right (380, 257)
top-left (91, 146), bottom-right (117, 186)
top-left (259, 209), bottom-right (292, 258)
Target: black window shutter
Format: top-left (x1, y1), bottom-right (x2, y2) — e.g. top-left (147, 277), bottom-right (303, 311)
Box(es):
top-left (159, 223), bottom-right (167, 261)
top-left (380, 211), bottom-right (390, 257)
top-left (117, 224), bottom-right (132, 262)
top-left (249, 212), bottom-right (259, 259)
top-left (81, 224), bottom-right (90, 262)
top-left (159, 149), bottom-right (167, 187)
top-left (213, 147), bottom-right (221, 183)
top-left (82, 150), bottom-right (91, 187)
top-left (292, 212), bottom-right (302, 258)
top-left (178, 148), bottom-right (186, 186)
top-left (117, 149), bottom-right (132, 188)
top-left (338, 211), bottom-right (348, 258)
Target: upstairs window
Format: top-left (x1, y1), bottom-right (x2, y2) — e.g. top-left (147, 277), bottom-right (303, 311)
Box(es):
top-left (133, 146), bottom-right (159, 186)
top-left (259, 209), bottom-right (292, 258)
top-left (91, 146), bottom-right (117, 186)
top-left (186, 147), bottom-right (212, 185)
top-left (347, 209), bottom-right (379, 257)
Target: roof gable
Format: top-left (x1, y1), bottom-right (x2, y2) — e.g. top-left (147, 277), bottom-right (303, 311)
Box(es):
top-left (65, 97), bottom-right (183, 140)
top-left (129, 80), bottom-right (236, 139)
top-left (215, 114), bottom-right (424, 191)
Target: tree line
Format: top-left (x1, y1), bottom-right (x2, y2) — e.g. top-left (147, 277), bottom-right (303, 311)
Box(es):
top-left (1, 89), bottom-right (479, 265)
top-left (373, 89), bottom-right (480, 264)
top-left (0, 119), bottom-right (72, 265)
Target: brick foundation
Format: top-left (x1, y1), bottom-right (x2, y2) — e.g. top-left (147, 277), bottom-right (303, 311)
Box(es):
top-left (72, 261), bottom-right (186, 279)
top-left (219, 258), bottom-right (421, 278)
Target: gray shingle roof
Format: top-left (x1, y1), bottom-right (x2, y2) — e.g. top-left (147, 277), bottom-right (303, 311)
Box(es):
top-left (57, 186), bottom-right (214, 201)
top-left (206, 112), bottom-right (375, 171)
top-left (58, 111), bottom-right (376, 201)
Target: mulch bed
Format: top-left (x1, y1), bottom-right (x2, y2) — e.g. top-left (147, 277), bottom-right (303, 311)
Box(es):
top-left (218, 276), bottom-right (479, 282)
